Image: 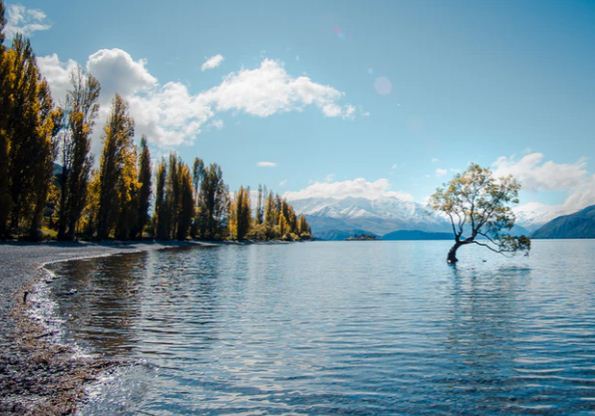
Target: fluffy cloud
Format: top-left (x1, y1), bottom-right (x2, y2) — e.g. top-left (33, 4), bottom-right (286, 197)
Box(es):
top-left (493, 152), bottom-right (587, 191)
top-left (284, 178), bottom-right (414, 201)
top-left (199, 59), bottom-right (354, 118)
top-left (38, 51), bottom-right (354, 147)
top-left (494, 152), bottom-right (595, 222)
top-left (126, 82), bottom-right (212, 146)
top-left (201, 54), bottom-right (224, 71)
top-left (36, 54), bottom-right (79, 104)
top-left (554, 173), bottom-right (595, 215)
top-left (257, 161), bottom-right (277, 168)
top-left (4, 4), bottom-right (51, 39)
top-left (435, 168), bottom-right (447, 177)
top-left (86, 48), bottom-right (157, 98)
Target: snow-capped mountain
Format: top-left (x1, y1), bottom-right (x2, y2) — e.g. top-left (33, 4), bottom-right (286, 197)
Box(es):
top-left (289, 195), bottom-right (549, 239)
top-left (289, 196), bottom-right (451, 239)
top-left (513, 202), bottom-right (561, 232)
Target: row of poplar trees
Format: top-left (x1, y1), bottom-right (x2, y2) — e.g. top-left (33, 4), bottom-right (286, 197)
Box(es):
top-left (0, 2), bottom-right (311, 241)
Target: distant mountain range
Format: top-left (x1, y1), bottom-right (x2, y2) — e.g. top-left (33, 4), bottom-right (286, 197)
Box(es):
top-left (382, 230), bottom-right (452, 240)
top-left (532, 205), bottom-right (595, 239)
top-left (290, 196), bottom-right (452, 240)
top-left (290, 195), bottom-right (592, 240)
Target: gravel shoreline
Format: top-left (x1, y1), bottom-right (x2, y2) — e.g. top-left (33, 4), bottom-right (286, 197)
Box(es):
top-left (0, 241), bottom-right (209, 415)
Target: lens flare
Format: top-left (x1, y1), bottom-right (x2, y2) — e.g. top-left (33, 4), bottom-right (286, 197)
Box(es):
top-left (374, 76), bottom-right (392, 95)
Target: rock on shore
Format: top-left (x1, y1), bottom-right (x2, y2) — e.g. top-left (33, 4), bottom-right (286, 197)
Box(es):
top-left (0, 241), bottom-right (204, 415)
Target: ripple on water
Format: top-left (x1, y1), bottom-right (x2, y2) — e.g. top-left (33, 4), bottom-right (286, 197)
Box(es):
top-left (43, 241), bottom-right (595, 415)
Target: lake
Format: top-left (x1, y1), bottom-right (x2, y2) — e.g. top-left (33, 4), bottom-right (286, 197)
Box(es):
top-left (46, 240), bottom-right (595, 415)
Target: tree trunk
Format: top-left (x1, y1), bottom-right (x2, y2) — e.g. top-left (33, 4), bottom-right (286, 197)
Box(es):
top-left (447, 241), bottom-right (462, 264)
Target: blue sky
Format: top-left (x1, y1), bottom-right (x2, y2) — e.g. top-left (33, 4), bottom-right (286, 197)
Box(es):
top-left (4, 0), bottom-right (595, 219)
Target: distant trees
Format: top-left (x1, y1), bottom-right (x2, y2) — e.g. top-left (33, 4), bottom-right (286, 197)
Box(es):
top-left (0, 0), bottom-right (310, 242)
top-left (249, 189), bottom-right (311, 241)
top-left (153, 160), bottom-right (168, 240)
top-left (160, 154), bottom-right (194, 240)
top-left (430, 163), bottom-right (531, 264)
top-left (196, 163), bottom-right (229, 240)
top-left (229, 186), bottom-right (251, 240)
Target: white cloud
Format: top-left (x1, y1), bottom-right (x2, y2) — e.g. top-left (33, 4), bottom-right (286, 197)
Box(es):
top-left (493, 152), bottom-right (595, 223)
top-left (493, 152), bottom-right (587, 191)
top-left (201, 54), bottom-right (224, 71)
top-left (126, 81), bottom-right (213, 147)
top-left (36, 54), bottom-right (79, 104)
top-left (435, 168), bottom-right (448, 177)
top-left (38, 52), bottom-right (355, 148)
top-left (199, 59), bottom-right (354, 118)
top-left (86, 48), bottom-right (157, 98)
top-left (284, 178), bottom-right (414, 201)
top-left (257, 161), bottom-right (277, 168)
top-left (5, 4), bottom-right (51, 39)
top-left (431, 157), bottom-right (439, 163)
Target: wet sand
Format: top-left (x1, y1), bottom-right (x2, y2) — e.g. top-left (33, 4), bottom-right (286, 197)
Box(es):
top-left (0, 241), bottom-right (208, 415)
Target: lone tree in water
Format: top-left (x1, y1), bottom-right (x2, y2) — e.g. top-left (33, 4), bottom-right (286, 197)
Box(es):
top-left (429, 163), bottom-right (531, 264)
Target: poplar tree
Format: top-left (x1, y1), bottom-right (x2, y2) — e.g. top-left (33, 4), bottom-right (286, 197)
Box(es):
top-left (96, 95), bottom-right (135, 239)
top-left (264, 191), bottom-right (277, 238)
top-left (192, 157), bottom-right (205, 197)
top-left (297, 214), bottom-right (311, 239)
top-left (28, 79), bottom-right (63, 240)
top-left (151, 154), bottom-right (194, 240)
top-left (153, 160), bottom-right (168, 240)
top-left (197, 163), bottom-right (228, 240)
top-left (255, 184), bottom-right (264, 225)
top-left (0, 0), bottom-right (10, 236)
top-left (57, 68), bottom-right (101, 240)
top-left (165, 154), bottom-right (180, 239)
top-left (5, 35), bottom-right (39, 232)
top-left (177, 162), bottom-right (194, 240)
top-left (229, 186), bottom-right (251, 240)
top-left (132, 136), bottom-right (151, 239)
top-left (114, 135), bottom-right (140, 240)
top-left (0, 33), bottom-right (61, 237)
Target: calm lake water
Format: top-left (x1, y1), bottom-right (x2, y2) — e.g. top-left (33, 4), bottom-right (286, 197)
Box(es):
top-left (47, 240), bottom-right (595, 415)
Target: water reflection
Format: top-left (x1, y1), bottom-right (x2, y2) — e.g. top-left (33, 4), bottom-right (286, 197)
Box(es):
top-left (444, 266), bottom-right (527, 412)
top-left (50, 252), bottom-right (147, 354)
top-left (47, 241), bottom-right (595, 415)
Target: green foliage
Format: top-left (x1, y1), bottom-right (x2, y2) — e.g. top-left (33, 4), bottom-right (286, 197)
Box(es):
top-left (196, 163), bottom-right (229, 240)
top-left (177, 163), bottom-right (194, 240)
top-left (153, 160), bottom-right (168, 240)
top-left (132, 137), bottom-right (152, 239)
top-left (228, 186), bottom-right (251, 240)
top-left (255, 185), bottom-right (264, 225)
top-left (0, 3), bottom-right (310, 243)
top-left (96, 95), bottom-right (136, 239)
top-left (0, 1), bottom-right (10, 236)
top-left (151, 154), bottom-right (194, 240)
top-left (430, 163), bottom-right (531, 263)
top-left (0, 29), bottom-right (62, 239)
